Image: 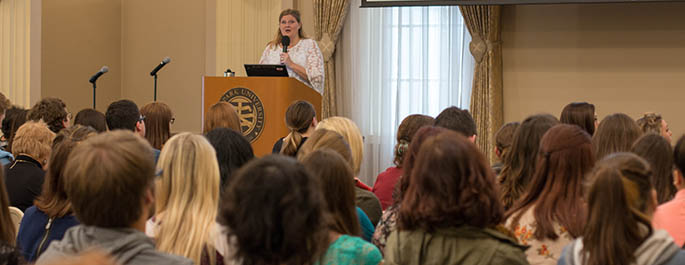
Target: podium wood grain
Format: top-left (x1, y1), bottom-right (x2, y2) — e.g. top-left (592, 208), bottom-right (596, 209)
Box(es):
top-left (202, 76), bottom-right (322, 157)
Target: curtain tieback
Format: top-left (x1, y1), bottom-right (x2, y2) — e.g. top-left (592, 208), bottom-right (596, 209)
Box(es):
top-left (469, 35), bottom-right (502, 63)
top-left (318, 33), bottom-right (336, 62)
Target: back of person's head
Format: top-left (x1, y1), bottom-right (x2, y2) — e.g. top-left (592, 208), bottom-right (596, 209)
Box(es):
top-left (3, 107), bottom-right (28, 154)
top-left (300, 149), bottom-right (360, 236)
top-left (394, 114), bottom-right (434, 168)
top-left (63, 130), bottom-right (155, 228)
top-left (140, 102), bottom-right (173, 150)
top-left (203, 102), bottom-right (240, 134)
top-left (35, 125), bottom-right (97, 219)
top-left (560, 102), bottom-right (596, 136)
top-left (395, 126), bottom-right (448, 205)
top-left (219, 155), bottom-right (328, 265)
top-left (280, 100), bottom-right (316, 156)
top-left (0, 93), bottom-right (11, 116)
top-left (155, 133), bottom-right (220, 265)
top-left (674, 135), bottom-right (685, 176)
top-left (27, 97), bottom-right (68, 133)
top-left (494, 122), bottom-right (520, 161)
top-left (2, 106), bottom-right (25, 138)
top-left (205, 128), bottom-right (254, 192)
top-left (499, 114), bottom-right (559, 210)
top-left (398, 131), bottom-right (503, 231)
top-left (316, 117), bottom-right (363, 175)
top-left (582, 152), bottom-right (655, 265)
top-left (636, 112), bottom-right (671, 143)
top-left (0, 168), bottom-right (15, 245)
top-left (12, 121), bottom-right (56, 166)
top-left (507, 124), bottom-right (593, 240)
top-left (592, 113), bottom-right (642, 161)
top-left (105, 99), bottom-right (140, 131)
top-left (74, 108), bottom-right (107, 133)
top-left (297, 128), bottom-right (353, 168)
top-left (631, 133), bottom-right (674, 204)
top-left (434, 106), bottom-right (477, 138)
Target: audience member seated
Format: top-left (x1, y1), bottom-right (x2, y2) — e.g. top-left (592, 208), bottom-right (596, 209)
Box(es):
top-left (297, 129), bottom-right (376, 242)
top-left (73, 108), bottom-right (107, 133)
top-left (434, 106), bottom-right (477, 142)
top-left (559, 153), bottom-right (685, 265)
top-left (5, 121), bottom-right (56, 212)
top-left (632, 133), bottom-right (675, 204)
top-left (592, 113), bottom-right (642, 161)
top-left (492, 121), bottom-right (520, 176)
top-left (16, 126), bottom-right (96, 262)
top-left (317, 117), bottom-right (382, 226)
top-left (2, 106), bottom-right (26, 151)
top-left (384, 131), bottom-right (527, 264)
top-left (105, 100), bottom-right (158, 162)
top-left (372, 114), bottom-right (433, 211)
top-left (220, 155), bottom-right (380, 265)
top-left (560, 102), bottom-right (597, 136)
top-left (0, 164), bottom-right (17, 247)
top-left (300, 149), bottom-right (383, 262)
top-left (3, 107), bottom-right (29, 155)
top-left (505, 124), bottom-right (594, 265)
top-left (27, 98), bottom-right (70, 133)
top-left (653, 135), bottom-right (685, 247)
top-left (147, 133), bottom-right (227, 265)
top-left (205, 128), bottom-right (255, 194)
top-left (203, 102), bottom-right (240, 134)
top-left (35, 131), bottom-right (192, 265)
top-left (140, 102), bottom-right (173, 150)
top-left (371, 126), bottom-right (446, 253)
top-left (636, 112), bottom-right (672, 143)
top-left (272, 100), bottom-right (317, 156)
top-left (499, 114), bottom-right (558, 210)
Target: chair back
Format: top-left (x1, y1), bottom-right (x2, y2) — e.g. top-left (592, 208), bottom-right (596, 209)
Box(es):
top-left (8, 207), bottom-right (23, 238)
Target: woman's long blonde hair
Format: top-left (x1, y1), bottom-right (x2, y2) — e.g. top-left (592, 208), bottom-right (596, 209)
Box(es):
top-left (154, 133), bottom-right (220, 265)
top-left (268, 9), bottom-right (307, 48)
top-left (316, 117), bottom-right (363, 176)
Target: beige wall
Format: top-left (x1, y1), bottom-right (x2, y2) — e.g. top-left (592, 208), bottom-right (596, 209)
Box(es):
top-left (502, 3), bottom-right (685, 139)
top-left (42, 0), bottom-right (122, 113)
top-left (121, 0), bottom-right (210, 133)
top-left (42, 0), bottom-right (213, 132)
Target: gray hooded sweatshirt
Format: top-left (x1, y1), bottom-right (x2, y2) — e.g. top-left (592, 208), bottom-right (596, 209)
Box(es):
top-left (558, 229), bottom-right (685, 265)
top-left (35, 225), bottom-right (193, 265)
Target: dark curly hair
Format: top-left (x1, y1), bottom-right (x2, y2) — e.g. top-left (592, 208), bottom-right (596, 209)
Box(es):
top-left (393, 114), bottom-right (434, 167)
top-left (434, 106), bottom-right (477, 137)
top-left (398, 131), bottom-right (503, 231)
top-left (105, 99), bottom-right (140, 131)
top-left (27, 97), bottom-right (67, 133)
top-left (219, 155), bottom-right (328, 265)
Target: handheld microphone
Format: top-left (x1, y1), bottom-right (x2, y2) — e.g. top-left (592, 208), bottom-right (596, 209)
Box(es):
top-left (89, 66), bottom-right (109, 83)
top-left (281, 36), bottom-right (290, 53)
top-left (150, 57), bottom-right (171, 76)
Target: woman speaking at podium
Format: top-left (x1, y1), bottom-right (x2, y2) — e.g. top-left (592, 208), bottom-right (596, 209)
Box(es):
top-left (259, 9), bottom-right (324, 95)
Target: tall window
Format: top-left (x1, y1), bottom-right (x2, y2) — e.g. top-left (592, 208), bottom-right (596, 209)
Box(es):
top-left (340, 3), bottom-right (474, 184)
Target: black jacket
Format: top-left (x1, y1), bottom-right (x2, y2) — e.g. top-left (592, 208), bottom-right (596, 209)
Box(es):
top-left (5, 155), bottom-right (45, 212)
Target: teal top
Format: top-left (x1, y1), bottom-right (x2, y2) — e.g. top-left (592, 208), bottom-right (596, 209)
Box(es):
top-left (357, 207), bottom-right (375, 242)
top-left (317, 234), bottom-right (383, 265)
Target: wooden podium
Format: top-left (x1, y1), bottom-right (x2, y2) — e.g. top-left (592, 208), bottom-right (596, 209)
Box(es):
top-left (202, 76), bottom-right (322, 156)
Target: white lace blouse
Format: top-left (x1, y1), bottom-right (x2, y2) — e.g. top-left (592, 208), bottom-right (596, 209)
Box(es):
top-left (259, 38), bottom-right (324, 95)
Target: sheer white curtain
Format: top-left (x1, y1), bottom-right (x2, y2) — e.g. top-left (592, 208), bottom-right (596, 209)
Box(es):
top-left (337, 1), bottom-right (474, 185)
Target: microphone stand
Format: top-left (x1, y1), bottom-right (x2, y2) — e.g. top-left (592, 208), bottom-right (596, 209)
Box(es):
top-left (153, 74), bottom-right (158, 101)
top-left (92, 82), bottom-right (97, 109)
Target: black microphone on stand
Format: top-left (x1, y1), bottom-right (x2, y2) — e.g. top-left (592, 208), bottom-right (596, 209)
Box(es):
top-left (150, 57), bottom-right (171, 76)
top-left (89, 66), bottom-right (109, 109)
top-left (150, 57), bottom-right (171, 101)
top-left (281, 36), bottom-right (290, 53)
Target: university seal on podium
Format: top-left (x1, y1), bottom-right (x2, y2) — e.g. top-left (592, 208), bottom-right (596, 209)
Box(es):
top-left (220, 87), bottom-right (265, 143)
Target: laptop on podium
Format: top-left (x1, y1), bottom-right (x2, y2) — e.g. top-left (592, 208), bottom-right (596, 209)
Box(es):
top-left (244, 64), bottom-right (289, 77)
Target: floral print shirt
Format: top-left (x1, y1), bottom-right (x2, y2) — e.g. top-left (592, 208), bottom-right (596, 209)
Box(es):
top-left (506, 207), bottom-right (574, 265)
